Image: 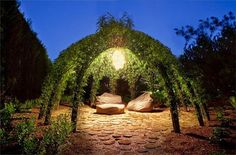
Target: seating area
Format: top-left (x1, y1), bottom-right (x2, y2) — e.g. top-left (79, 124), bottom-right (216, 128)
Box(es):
top-left (95, 92), bottom-right (154, 114)
top-left (96, 104), bottom-right (125, 114)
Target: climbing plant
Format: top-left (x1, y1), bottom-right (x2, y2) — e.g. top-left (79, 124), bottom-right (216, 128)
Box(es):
top-left (39, 13), bottom-right (202, 133)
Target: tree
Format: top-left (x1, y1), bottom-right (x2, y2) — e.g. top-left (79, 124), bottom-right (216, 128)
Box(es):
top-left (175, 12), bottom-right (236, 98)
top-left (0, 0), bottom-right (51, 105)
top-left (96, 12), bottom-right (134, 31)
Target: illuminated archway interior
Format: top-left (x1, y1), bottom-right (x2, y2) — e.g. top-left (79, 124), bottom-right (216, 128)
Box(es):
top-left (62, 47), bottom-right (158, 106)
top-left (112, 49), bottom-right (126, 70)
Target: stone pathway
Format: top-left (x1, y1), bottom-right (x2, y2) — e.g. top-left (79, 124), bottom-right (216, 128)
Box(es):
top-left (57, 105), bottom-right (199, 155)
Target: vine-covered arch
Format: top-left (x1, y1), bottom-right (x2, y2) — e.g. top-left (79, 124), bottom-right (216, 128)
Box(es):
top-left (39, 21), bottom-right (205, 133)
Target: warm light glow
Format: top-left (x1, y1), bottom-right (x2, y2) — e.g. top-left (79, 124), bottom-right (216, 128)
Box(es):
top-left (112, 50), bottom-right (125, 70)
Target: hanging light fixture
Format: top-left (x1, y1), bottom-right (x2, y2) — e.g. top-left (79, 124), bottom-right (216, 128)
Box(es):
top-left (112, 50), bottom-right (125, 70)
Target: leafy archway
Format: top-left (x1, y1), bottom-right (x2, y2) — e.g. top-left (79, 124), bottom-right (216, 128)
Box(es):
top-left (39, 15), bottom-right (205, 133)
top-left (82, 48), bottom-right (150, 103)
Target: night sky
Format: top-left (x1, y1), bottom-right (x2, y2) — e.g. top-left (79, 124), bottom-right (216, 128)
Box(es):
top-left (19, 0), bottom-right (236, 61)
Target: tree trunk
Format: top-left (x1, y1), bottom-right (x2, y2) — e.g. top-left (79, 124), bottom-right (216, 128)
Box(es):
top-left (44, 91), bottom-right (55, 125)
top-left (111, 78), bottom-right (117, 94)
top-left (175, 79), bottom-right (189, 112)
top-left (187, 81), bottom-right (204, 126)
top-left (89, 80), bottom-right (96, 107)
top-left (71, 93), bottom-right (79, 132)
top-left (193, 102), bottom-right (204, 126)
top-left (202, 102), bottom-right (210, 121)
top-left (130, 84), bottom-right (136, 99)
top-left (38, 104), bottom-right (45, 119)
top-left (158, 63), bottom-right (180, 133)
top-left (71, 66), bottom-right (86, 132)
top-left (184, 103), bottom-right (189, 112)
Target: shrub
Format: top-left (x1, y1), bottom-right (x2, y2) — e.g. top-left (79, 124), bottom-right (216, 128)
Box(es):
top-left (0, 102), bottom-right (15, 129)
top-left (21, 136), bottom-right (39, 155)
top-left (209, 151), bottom-right (226, 155)
top-left (61, 95), bottom-right (73, 103)
top-left (123, 95), bottom-right (131, 103)
top-left (151, 89), bottom-right (165, 103)
top-left (15, 118), bottom-right (35, 144)
top-left (0, 128), bottom-right (7, 144)
top-left (216, 110), bottom-right (233, 127)
top-left (0, 128), bottom-right (4, 138)
top-left (41, 114), bottom-right (72, 154)
top-left (229, 96), bottom-right (236, 110)
top-left (209, 127), bottom-right (230, 144)
top-left (17, 99), bottom-right (41, 112)
top-left (15, 118), bottom-right (40, 154)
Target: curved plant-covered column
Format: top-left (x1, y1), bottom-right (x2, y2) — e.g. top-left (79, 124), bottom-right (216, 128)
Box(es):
top-left (71, 65), bottom-right (88, 132)
top-left (191, 79), bottom-right (210, 121)
top-left (38, 73), bottom-right (55, 119)
top-left (171, 65), bottom-right (191, 111)
top-left (52, 69), bottom-right (75, 110)
top-left (170, 65), bottom-right (205, 126)
top-left (158, 63), bottom-right (180, 133)
top-left (186, 80), bottom-right (205, 126)
top-left (41, 43), bottom-right (81, 123)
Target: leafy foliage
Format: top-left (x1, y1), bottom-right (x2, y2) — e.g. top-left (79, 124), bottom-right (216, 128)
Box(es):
top-left (15, 118), bottom-right (40, 155)
top-left (0, 128), bottom-right (8, 145)
top-left (97, 12), bottom-right (134, 31)
top-left (216, 109), bottom-right (233, 127)
top-left (175, 12), bottom-right (236, 97)
top-left (151, 89), bottom-right (165, 104)
top-left (229, 96), bottom-right (236, 110)
top-left (82, 48), bottom-right (151, 102)
top-left (210, 127), bottom-right (231, 144)
top-left (0, 0), bottom-right (51, 103)
top-left (0, 102), bottom-right (15, 129)
top-left (41, 114), bottom-right (72, 154)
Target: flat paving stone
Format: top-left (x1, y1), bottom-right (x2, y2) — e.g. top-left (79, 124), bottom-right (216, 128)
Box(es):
top-left (112, 134), bottom-right (122, 138)
top-left (104, 150), bottom-right (120, 155)
top-left (118, 139), bottom-right (132, 145)
top-left (97, 134), bottom-right (109, 137)
top-left (136, 148), bottom-right (149, 153)
top-left (103, 131), bottom-right (114, 134)
top-left (122, 151), bottom-right (134, 155)
top-left (147, 139), bottom-right (157, 143)
top-left (123, 134), bottom-right (133, 138)
top-left (148, 135), bottom-right (159, 140)
top-left (103, 140), bottom-right (115, 145)
top-left (119, 145), bottom-right (132, 151)
top-left (144, 143), bottom-right (159, 149)
top-left (100, 137), bottom-right (110, 141)
top-left (135, 140), bottom-right (146, 144)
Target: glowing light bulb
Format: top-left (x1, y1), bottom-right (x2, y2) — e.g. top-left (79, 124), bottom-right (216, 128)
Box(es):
top-left (112, 50), bottom-right (125, 70)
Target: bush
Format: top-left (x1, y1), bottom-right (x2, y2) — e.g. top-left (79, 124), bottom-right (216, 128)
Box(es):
top-left (41, 114), bottom-right (72, 154)
top-left (209, 151), bottom-right (226, 155)
top-left (0, 102), bottom-right (15, 129)
top-left (151, 89), bottom-right (165, 103)
top-left (0, 128), bottom-right (7, 144)
top-left (21, 136), bottom-right (39, 155)
top-left (15, 118), bottom-right (35, 144)
top-left (15, 118), bottom-right (39, 154)
top-left (61, 95), bottom-right (73, 103)
top-left (209, 127), bottom-right (230, 144)
top-left (17, 99), bottom-right (41, 112)
top-left (216, 110), bottom-right (233, 127)
top-left (229, 96), bottom-right (236, 110)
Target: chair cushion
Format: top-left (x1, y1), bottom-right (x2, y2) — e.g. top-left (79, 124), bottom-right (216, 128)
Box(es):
top-left (96, 103), bottom-right (125, 114)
